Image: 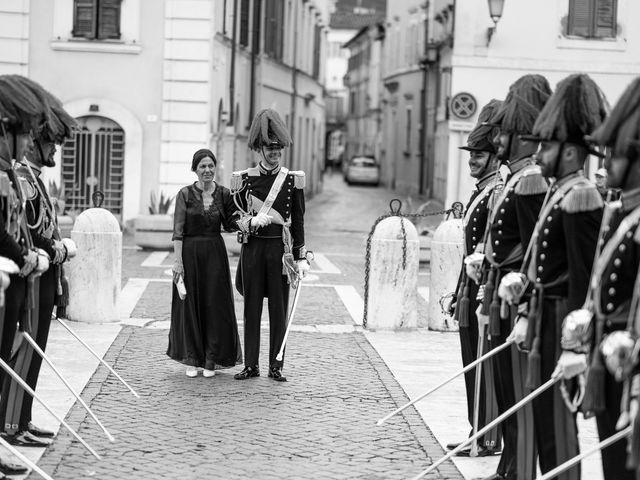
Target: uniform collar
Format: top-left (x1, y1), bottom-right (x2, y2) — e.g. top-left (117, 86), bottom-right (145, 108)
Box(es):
top-left (476, 170), bottom-right (498, 190)
top-left (258, 162), bottom-right (281, 175)
top-left (553, 170), bottom-right (583, 190)
top-left (621, 186), bottom-right (640, 212)
top-left (508, 155), bottom-right (534, 174)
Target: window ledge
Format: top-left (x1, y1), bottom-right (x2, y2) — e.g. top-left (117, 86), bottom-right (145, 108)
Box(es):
top-left (50, 40), bottom-right (142, 55)
top-left (556, 35), bottom-right (627, 52)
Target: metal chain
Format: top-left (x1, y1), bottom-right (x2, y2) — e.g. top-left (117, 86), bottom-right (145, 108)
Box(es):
top-left (362, 199), bottom-right (454, 329)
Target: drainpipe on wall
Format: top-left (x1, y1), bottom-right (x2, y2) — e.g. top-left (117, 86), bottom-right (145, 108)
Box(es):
top-left (418, 1), bottom-right (430, 196)
top-left (248, 0), bottom-right (261, 128)
top-left (229, 0), bottom-right (238, 126)
top-left (289, 0), bottom-right (298, 167)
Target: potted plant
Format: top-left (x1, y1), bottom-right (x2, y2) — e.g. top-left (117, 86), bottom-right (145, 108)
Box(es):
top-left (134, 191), bottom-right (175, 250)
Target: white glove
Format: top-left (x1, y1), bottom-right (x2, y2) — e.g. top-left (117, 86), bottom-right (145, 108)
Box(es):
top-left (296, 260), bottom-right (311, 279)
top-left (250, 213), bottom-right (272, 228)
top-left (507, 316), bottom-right (528, 348)
top-left (552, 351), bottom-right (588, 380)
top-left (52, 240), bottom-right (67, 264)
top-left (464, 252), bottom-right (484, 284)
top-left (19, 250), bottom-right (38, 277)
top-left (498, 272), bottom-right (527, 305)
top-left (475, 304), bottom-right (489, 331)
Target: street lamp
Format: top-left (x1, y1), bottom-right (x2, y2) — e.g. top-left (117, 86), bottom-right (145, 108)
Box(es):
top-left (486, 0), bottom-right (505, 46)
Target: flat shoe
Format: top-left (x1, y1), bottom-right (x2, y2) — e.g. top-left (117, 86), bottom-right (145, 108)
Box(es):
top-left (0, 457), bottom-right (28, 474)
top-left (202, 369), bottom-right (215, 378)
top-left (28, 422), bottom-right (55, 438)
top-left (5, 430), bottom-right (53, 447)
top-left (185, 367), bottom-right (198, 378)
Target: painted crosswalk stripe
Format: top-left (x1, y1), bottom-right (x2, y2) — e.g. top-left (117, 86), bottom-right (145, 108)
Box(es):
top-left (311, 253), bottom-right (341, 274)
top-left (333, 285), bottom-right (364, 326)
top-left (119, 278), bottom-right (150, 320)
top-left (141, 251), bottom-right (169, 267)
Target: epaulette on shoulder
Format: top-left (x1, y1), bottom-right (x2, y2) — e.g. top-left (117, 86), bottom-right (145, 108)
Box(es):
top-left (17, 176), bottom-right (36, 200)
top-left (515, 166), bottom-right (548, 196)
top-left (230, 169), bottom-right (248, 192)
top-left (289, 170), bottom-right (305, 189)
top-left (0, 171), bottom-right (10, 196)
top-left (560, 182), bottom-right (604, 214)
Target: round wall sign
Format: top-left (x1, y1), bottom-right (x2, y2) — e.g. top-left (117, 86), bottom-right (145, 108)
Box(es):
top-left (451, 92), bottom-right (477, 119)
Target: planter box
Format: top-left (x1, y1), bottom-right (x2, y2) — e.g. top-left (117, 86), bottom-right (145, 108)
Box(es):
top-left (134, 214), bottom-right (173, 250)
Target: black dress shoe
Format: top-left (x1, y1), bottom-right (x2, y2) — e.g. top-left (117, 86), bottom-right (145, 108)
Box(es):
top-left (268, 367), bottom-right (287, 382)
top-left (0, 457), bottom-right (28, 475)
top-left (5, 430), bottom-right (53, 447)
top-left (446, 441), bottom-right (462, 450)
top-left (27, 422), bottom-right (55, 438)
top-left (456, 446), bottom-right (502, 457)
top-left (234, 366), bottom-right (260, 380)
top-left (472, 474), bottom-right (506, 480)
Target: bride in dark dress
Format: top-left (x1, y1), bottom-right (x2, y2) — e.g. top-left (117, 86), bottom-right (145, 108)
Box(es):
top-left (168, 148), bottom-right (242, 377)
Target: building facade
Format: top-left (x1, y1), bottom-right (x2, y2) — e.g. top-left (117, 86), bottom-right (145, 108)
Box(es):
top-left (373, 0), bottom-right (640, 205)
top-left (0, 0), bottom-right (331, 225)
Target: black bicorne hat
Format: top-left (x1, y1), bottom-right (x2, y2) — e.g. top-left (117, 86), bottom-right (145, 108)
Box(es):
top-left (493, 74), bottom-right (552, 136)
top-left (247, 109), bottom-right (293, 151)
top-left (0, 75), bottom-right (44, 135)
top-left (590, 76), bottom-right (640, 161)
top-left (460, 99), bottom-right (503, 154)
top-left (526, 74), bottom-right (608, 157)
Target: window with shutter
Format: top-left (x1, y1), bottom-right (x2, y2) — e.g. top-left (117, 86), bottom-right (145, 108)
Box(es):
top-left (264, 0), bottom-right (277, 57)
top-left (72, 0), bottom-right (122, 40)
top-left (72, 0), bottom-right (97, 38)
top-left (568, 0), bottom-right (617, 38)
top-left (239, 0), bottom-right (250, 47)
top-left (312, 24), bottom-right (321, 79)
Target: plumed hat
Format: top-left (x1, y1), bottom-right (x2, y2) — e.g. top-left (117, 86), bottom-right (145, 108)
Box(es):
top-left (19, 76), bottom-right (76, 144)
top-left (247, 109), bottom-right (293, 151)
top-left (590, 76), bottom-right (640, 161)
top-left (0, 75), bottom-right (44, 134)
top-left (530, 74), bottom-right (608, 155)
top-left (494, 74), bottom-right (552, 136)
top-left (460, 99), bottom-right (503, 153)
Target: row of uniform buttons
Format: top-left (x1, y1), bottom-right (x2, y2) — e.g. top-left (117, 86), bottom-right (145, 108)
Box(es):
top-left (603, 228), bottom-right (635, 313)
top-left (534, 200), bottom-right (562, 282)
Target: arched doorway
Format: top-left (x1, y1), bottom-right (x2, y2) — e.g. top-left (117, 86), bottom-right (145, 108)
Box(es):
top-left (61, 115), bottom-right (125, 216)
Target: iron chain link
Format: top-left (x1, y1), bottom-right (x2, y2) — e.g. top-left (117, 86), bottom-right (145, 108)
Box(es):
top-left (362, 199), bottom-right (460, 329)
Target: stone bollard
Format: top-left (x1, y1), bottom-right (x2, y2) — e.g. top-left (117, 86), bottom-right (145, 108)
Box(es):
top-left (428, 208), bottom-right (464, 331)
top-left (67, 207), bottom-right (122, 323)
top-left (367, 212), bottom-right (419, 330)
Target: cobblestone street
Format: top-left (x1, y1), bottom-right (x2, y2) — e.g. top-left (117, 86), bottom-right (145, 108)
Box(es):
top-left (28, 176), bottom-right (462, 480)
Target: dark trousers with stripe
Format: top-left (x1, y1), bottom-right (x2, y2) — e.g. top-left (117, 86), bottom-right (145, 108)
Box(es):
top-left (0, 267), bottom-right (55, 433)
top-left (532, 297), bottom-right (580, 480)
top-left (459, 282), bottom-right (501, 448)
top-left (596, 370), bottom-right (634, 480)
top-left (239, 238), bottom-right (290, 369)
top-left (0, 275), bottom-right (25, 386)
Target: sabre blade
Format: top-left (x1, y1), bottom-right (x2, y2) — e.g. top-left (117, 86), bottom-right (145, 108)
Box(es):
top-left (22, 332), bottom-right (116, 442)
top-left (377, 338), bottom-right (515, 426)
top-left (56, 317), bottom-right (140, 398)
top-left (275, 277), bottom-right (304, 362)
top-left (409, 377), bottom-right (560, 480)
top-left (0, 357), bottom-right (101, 460)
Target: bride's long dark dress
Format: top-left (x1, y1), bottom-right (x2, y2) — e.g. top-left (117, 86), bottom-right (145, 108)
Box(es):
top-left (167, 182), bottom-right (242, 370)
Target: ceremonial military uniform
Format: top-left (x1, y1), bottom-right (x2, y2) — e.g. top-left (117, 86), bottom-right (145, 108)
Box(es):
top-left (454, 170), bottom-right (502, 450)
top-left (580, 193), bottom-right (640, 480)
top-left (482, 161), bottom-right (547, 479)
top-left (231, 163), bottom-right (305, 373)
top-left (0, 165), bottom-right (68, 438)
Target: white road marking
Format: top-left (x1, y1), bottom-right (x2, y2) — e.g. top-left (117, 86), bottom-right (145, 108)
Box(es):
top-left (310, 253), bottom-right (341, 274)
top-left (334, 285), bottom-right (364, 326)
top-left (141, 251), bottom-right (169, 267)
top-left (119, 278), bottom-right (150, 319)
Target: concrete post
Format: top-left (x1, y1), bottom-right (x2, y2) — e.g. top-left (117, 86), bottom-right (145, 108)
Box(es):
top-left (428, 217), bottom-right (464, 331)
top-left (67, 208), bottom-right (122, 323)
top-left (367, 216), bottom-right (419, 330)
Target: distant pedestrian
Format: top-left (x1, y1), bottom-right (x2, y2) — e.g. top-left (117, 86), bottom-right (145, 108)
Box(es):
top-left (231, 109), bottom-right (309, 383)
top-left (167, 148), bottom-right (242, 377)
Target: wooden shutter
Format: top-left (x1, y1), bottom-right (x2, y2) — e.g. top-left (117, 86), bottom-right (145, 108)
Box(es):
top-left (275, 0), bottom-right (284, 61)
top-left (72, 0), bottom-right (97, 38)
top-left (568, 0), bottom-right (593, 37)
top-left (594, 0), bottom-right (617, 38)
top-left (312, 24), bottom-right (321, 79)
top-left (252, 0), bottom-right (261, 52)
top-left (239, 0), bottom-right (250, 47)
top-left (97, 0), bottom-right (122, 40)
top-left (264, 0), bottom-right (277, 57)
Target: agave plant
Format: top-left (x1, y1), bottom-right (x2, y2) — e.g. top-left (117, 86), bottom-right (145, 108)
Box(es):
top-left (148, 190), bottom-right (175, 215)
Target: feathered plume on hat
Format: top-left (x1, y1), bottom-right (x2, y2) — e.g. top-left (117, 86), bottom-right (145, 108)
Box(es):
top-left (460, 99), bottom-right (503, 153)
top-left (532, 73), bottom-right (608, 148)
top-left (17, 76), bottom-right (76, 144)
top-left (0, 75), bottom-right (44, 134)
top-left (247, 108), bottom-right (293, 151)
top-left (494, 74), bottom-right (552, 135)
top-left (590, 77), bottom-right (640, 160)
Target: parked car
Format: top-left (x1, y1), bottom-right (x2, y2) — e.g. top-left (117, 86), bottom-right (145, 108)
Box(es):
top-left (344, 156), bottom-right (380, 186)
